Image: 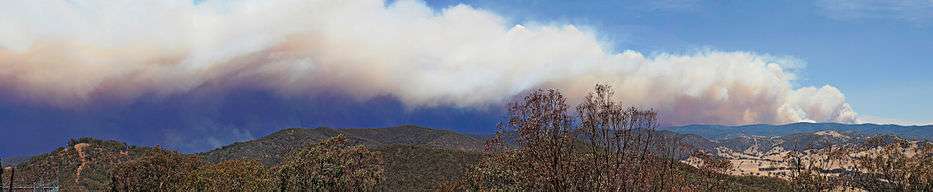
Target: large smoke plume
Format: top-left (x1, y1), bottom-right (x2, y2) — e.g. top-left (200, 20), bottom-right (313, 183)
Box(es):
top-left (0, 0), bottom-right (857, 126)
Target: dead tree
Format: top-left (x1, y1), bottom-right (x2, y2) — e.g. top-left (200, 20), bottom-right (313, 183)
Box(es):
top-left (576, 84), bottom-right (669, 191)
top-left (461, 84), bottom-right (682, 191)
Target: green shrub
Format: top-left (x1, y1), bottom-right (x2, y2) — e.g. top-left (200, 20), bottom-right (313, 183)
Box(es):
top-left (276, 134), bottom-right (385, 191)
top-left (110, 149), bottom-right (203, 191)
top-left (187, 159), bottom-right (275, 191)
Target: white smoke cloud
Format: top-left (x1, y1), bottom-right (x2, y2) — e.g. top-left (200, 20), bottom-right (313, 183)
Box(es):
top-left (0, 0), bottom-right (858, 125)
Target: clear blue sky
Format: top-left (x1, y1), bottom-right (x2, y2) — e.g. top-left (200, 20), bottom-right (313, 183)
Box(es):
top-left (423, 0), bottom-right (933, 124)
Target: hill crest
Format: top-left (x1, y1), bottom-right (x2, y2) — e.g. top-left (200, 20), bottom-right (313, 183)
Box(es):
top-left (199, 125), bottom-right (486, 165)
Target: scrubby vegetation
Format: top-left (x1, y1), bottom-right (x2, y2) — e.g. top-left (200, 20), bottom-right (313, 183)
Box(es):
top-left (187, 159), bottom-right (276, 191)
top-left (4, 135), bottom-right (387, 191)
top-left (106, 134), bottom-right (385, 192)
top-left (110, 149), bottom-right (204, 191)
top-left (3, 84), bottom-right (930, 191)
top-left (276, 134), bottom-right (384, 191)
top-left (376, 145), bottom-right (482, 191)
top-left (199, 125), bottom-right (484, 165)
top-left (783, 137), bottom-right (933, 191)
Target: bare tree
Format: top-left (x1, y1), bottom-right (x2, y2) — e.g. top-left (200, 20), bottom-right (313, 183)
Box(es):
top-left (576, 84), bottom-right (676, 191)
top-left (459, 84), bottom-right (688, 191)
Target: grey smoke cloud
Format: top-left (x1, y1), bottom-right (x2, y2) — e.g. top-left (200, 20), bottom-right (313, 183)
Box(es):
top-left (0, 0), bottom-right (858, 125)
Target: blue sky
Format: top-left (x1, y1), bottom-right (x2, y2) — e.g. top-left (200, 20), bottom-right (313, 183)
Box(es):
top-left (422, 0), bottom-right (933, 124)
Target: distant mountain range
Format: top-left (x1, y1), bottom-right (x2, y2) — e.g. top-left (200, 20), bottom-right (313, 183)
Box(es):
top-left (665, 122), bottom-right (933, 141)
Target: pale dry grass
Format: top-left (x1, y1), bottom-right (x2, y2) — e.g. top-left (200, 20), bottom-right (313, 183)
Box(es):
top-left (685, 142), bottom-right (928, 180)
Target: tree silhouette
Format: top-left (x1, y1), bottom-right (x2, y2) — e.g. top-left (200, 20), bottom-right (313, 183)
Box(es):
top-left (458, 84), bottom-right (690, 191)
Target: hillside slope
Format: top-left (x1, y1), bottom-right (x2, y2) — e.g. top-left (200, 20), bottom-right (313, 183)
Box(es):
top-left (199, 125), bottom-right (486, 165)
top-left (375, 145), bottom-right (483, 191)
top-left (2, 138), bottom-right (182, 191)
top-left (3, 125), bottom-right (801, 191)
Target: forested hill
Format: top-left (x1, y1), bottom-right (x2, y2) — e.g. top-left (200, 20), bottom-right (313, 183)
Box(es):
top-left (198, 125), bottom-right (486, 165)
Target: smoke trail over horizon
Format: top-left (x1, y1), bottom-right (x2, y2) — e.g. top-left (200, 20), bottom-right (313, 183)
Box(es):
top-left (0, 0), bottom-right (857, 126)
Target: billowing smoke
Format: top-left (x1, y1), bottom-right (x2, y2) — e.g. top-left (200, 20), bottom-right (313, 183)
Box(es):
top-left (0, 0), bottom-right (857, 126)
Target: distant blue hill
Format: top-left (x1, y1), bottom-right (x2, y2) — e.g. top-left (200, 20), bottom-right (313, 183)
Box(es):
top-left (665, 122), bottom-right (933, 141)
